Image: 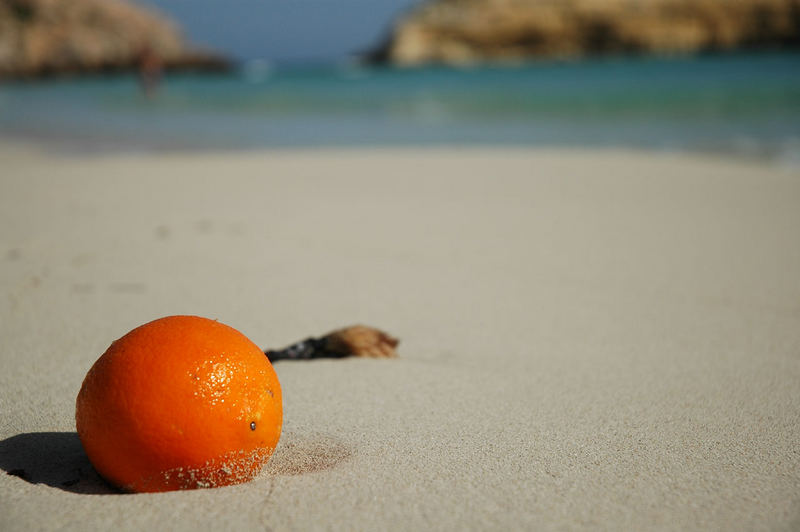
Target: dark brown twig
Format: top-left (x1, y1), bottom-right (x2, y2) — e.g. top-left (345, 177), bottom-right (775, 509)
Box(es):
top-left (265, 325), bottom-right (399, 362)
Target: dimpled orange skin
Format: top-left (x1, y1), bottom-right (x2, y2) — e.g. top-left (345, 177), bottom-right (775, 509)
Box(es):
top-left (75, 316), bottom-right (282, 493)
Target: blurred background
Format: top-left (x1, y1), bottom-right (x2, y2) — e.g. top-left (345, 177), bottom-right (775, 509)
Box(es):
top-left (0, 0), bottom-right (799, 160)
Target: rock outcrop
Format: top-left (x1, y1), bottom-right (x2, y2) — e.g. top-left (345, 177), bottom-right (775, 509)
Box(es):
top-left (0, 0), bottom-right (230, 79)
top-left (368, 0), bottom-right (800, 66)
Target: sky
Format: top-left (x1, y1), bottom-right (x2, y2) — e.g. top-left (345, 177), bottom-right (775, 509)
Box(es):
top-left (139, 0), bottom-right (421, 63)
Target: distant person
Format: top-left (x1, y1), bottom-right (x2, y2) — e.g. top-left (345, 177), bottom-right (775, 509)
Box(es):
top-left (137, 45), bottom-right (163, 98)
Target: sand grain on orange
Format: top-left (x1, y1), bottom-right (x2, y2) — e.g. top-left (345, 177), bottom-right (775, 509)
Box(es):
top-left (75, 315), bottom-right (282, 492)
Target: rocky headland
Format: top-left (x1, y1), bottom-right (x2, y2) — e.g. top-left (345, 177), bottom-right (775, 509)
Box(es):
top-left (0, 0), bottom-right (230, 79)
top-left (368, 0), bottom-right (800, 66)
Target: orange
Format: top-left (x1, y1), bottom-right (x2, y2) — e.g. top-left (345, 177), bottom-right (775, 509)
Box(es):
top-left (75, 315), bottom-right (282, 492)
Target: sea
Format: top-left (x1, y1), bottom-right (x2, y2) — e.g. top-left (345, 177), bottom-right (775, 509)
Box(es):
top-left (1, 51), bottom-right (799, 163)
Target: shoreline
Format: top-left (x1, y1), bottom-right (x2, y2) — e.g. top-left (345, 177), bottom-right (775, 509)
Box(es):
top-left (1, 133), bottom-right (798, 169)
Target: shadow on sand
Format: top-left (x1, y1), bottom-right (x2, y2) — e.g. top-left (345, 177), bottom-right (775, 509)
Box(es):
top-left (1, 431), bottom-right (351, 495)
top-left (0, 432), bottom-right (119, 494)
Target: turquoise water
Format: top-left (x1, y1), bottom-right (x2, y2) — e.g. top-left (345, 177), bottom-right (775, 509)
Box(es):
top-left (1, 52), bottom-right (799, 159)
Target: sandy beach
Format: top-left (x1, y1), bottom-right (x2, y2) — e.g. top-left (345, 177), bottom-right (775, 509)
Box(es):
top-left (1, 143), bottom-right (798, 530)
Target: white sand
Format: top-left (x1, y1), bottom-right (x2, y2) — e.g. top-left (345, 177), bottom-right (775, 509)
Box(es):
top-left (0, 143), bottom-right (799, 530)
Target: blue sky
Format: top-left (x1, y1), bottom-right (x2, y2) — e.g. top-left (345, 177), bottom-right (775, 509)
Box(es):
top-left (139, 0), bottom-right (420, 63)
